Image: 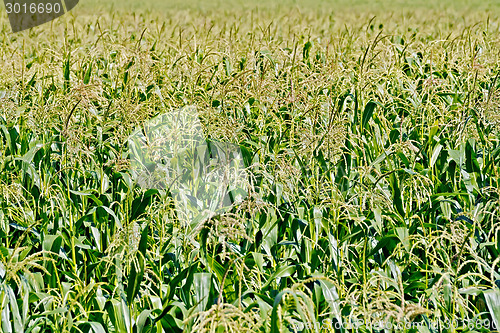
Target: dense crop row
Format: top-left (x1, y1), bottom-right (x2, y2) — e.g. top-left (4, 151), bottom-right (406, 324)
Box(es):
top-left (0, 3), bottom-right (500, 332)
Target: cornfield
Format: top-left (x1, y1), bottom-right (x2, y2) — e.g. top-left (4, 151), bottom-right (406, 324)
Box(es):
top-left (0, 0), bottom-right (500, 332)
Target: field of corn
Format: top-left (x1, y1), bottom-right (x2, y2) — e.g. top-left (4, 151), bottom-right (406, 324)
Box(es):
top-left (1, 0), bottom-right (500, 332)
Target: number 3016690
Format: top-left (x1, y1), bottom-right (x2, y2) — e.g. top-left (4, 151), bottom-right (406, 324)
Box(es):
top-left (5, 2), bottom-right (61, 14)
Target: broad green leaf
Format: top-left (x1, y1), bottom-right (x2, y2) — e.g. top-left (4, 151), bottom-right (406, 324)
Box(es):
top-left (262, 265), bottom-right (296, 289)
top-left (136, 310), bottom-right (153, 333)
top-left (430, 143), bottom-right (442, 169)
top-left (160, 314), bottom-right (182, 333)
top-left (395, 227), bottom-right (410, 252)
top-left (193, 273), bottom-right (212, 312)
top-left (126, 252), bottom-right (145, 305)
top-left (317, 279), bottom-right (342, 325)
top-left (362, 101), bottom-right (377, 130)
top-left (87, 322), bottom-right (106, 333)
top-left (484, 289), bottom-right (500, 329)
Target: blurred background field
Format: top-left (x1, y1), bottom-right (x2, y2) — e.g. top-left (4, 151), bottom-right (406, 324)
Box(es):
top-left (77, 0), bottom-right (500, 12)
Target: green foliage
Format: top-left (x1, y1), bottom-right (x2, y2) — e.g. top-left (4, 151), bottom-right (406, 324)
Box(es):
top-left (0, 1), bottom-right (500, 332)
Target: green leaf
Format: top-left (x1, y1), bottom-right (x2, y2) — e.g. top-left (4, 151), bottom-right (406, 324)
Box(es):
top-left (64, 55), bottom-right (71, 92)
top-left (465, 139), bottom-right (480, 173)
top-left (368, 235), bottom-right (398, 257)
top-left (130, 189), bottom-right (158, 221)
top-left (83, 61), bottom-right (93, 85)
top-left (160, 314), bottom-right (182, 333)
top-left (106, 299), bottom-right (129, 333)
top-left (430, 143), bottom-right (443, 169)
top-left (270, 290), bottom-right (292, 333)
top-left (262, 265), bottom-right (296, 289)
top-left (135, 310), bottom-right (153, 333)
top-left (193, 273), bottom-right (212, 312)
top-left (138, 223), bottom-right (149, 257)
top-left (303, 41), bottom-right (313, 60)
top-left (390, 173), bottom-right (405, 217)
top-left (395, 227), bottom-right (410, 252)
top-left (484, 289), bottom-right (500, 329)
top-left (317, 279), bottom-right (342, 325)
top-left (127, 226), bottom-right (147, 305)
top-left (205, 254), bottom-right (225, 283)
top-left (362, 101), bottom-right (376, 130)
top-left (86, 322), bottom-right (106, 333)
